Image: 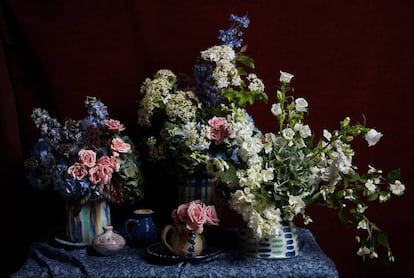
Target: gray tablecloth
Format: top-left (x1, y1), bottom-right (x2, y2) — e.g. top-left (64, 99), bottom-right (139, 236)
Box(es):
top-left (11, 228), bottom-right (338, 278)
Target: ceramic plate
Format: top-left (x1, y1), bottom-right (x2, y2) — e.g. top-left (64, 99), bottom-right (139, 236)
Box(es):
top-left (146, 242), bottom-right (221, 264)
top-left (54, 236), bottom-right (90, 247)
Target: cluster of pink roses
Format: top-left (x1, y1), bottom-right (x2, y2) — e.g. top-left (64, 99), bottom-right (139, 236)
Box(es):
top-left (67, 119), bottom-right (131, 187)
top-left (27, 96), bottom-right (145, 204)
top-left (171, 200), bottom-right (220, 234)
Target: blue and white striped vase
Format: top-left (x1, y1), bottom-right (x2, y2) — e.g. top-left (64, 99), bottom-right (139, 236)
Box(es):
top-left (65, 198), bottom-right (111, 245)
top-left (239, 222), bottom-right (300, 259)
top-left (177, 171), bottom-right (216, 204)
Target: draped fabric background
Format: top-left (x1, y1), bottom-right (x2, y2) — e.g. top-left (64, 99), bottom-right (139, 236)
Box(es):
top-left (1, 1), bottom-right (413, 277)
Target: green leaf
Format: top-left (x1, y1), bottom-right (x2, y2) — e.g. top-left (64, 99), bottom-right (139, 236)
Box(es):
top-left (338, 208), bottom-right (347, 224)
top-left (222, 164), bottom-right (237, 183)
top-left (235, 55), bottom-right (255, 69)
top-left (376, 232), bottom-right (389, 246)
top-left (367, 192), bottom-right (378, 201)
top-left (387, 168), bottom-right (401, 182)
top-left (335, 190), bottom-right (345, 200)
top-left (348, 173), bottom-right (361, 182)
top-left (237, 67), bottom-right (247, 76)
top-left (240, 45), bottom-right (248, 53)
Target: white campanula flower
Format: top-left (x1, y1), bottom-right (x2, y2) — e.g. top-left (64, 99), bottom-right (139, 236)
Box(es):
top-left (294, 123), bottom-right (312, 138)
top-left (282, 128), bottom-right (295, 140)
top-left (365, 129), bottom-right (383, 147)
top-left (279, 70), bottom-right (294, 83)
top-left (238, 137), bottom-right (264, 162)
top-left (295, 138), bottom-right (306, 149)
top-left (271, 103), bottom-right (282, 116)
top-left (295, 98), bottom-right (308, 112)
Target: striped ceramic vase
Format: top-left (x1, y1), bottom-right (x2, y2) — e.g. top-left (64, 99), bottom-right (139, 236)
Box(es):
top-left (239, 221), bottom-right (300, 259)
top-left (177, 171), bottom-right (216, 204)
top-left (65, 198), bottom-right (111, 245)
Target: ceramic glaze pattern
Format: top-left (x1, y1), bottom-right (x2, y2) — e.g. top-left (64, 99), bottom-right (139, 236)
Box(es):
top-left (66, 199), bottom-right (111, 245)
top-left (123, 209), bottom-right (159, 247)
top-left (178, 175), bottom-right (215, 204)
top-left (239, 222), bottom-right (300, 259)
top-left (186, 232), bottom-right (197, 257)
top-left (92, 225), bottom-right (126, 256)
top-left (161, 223), bottom-right (205, 257)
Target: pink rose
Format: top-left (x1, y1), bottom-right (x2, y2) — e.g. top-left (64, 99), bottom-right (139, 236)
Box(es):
top-left (105, 119), bottom-right (126, 133)
top-left (172, 203), bottom-right (189, 223)
top-left (109, 156), bottom-right (121, 171)
top-left (67, 163), bottom-right (89, 180)
top-left (96, 156), bottom-right (121, 172)
top-left (186, 201), bottom-right (206, 234)
top-left (96, 156), bottom-right (111, 167)
top-left (111, 137), bottom-right (131, 155)
top-left (205, 205), bottom-right (220, 226)
top-left (88, 164), bottom-right (113, 186)
top-left (78, 149), bottom-right (97, 168)
top-left (208, 116), bottom-right (235, 145)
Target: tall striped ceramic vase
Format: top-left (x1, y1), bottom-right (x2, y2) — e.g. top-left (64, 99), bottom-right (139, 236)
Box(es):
top-left (177, 171), bottom-right (216, 205)
top-left (65, 198), bottom-right (111, 245)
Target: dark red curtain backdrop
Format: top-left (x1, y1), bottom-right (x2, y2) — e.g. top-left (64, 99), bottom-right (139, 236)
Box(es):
top-left (1, 1), bottom-right (413, 277)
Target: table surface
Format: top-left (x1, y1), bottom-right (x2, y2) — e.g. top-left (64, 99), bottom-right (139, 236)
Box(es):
top-left (11, 228), bottom-right (339, 278)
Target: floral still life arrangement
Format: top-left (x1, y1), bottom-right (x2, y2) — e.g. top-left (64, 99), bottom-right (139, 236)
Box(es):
top-left (136, 13), bottom-right (405, 262)
top-left (24, 96), bottom-right (145, 206)
top-left (198, 70), bottom-right (405, 262)
top-left (171, 200), bottom-right (220, 234)
top-left (137, 14), bottom-right (267, 181)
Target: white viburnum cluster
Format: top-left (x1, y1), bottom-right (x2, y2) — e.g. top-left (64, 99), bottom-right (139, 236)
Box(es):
top-left (138, 69), bottom-right (177, 126)
top-left (201, 45), bottom-right (241, 89)
top-left (137, 69), bottom-right (204, 172)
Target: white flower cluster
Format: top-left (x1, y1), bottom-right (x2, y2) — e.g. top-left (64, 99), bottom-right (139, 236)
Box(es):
top-left (201, 45), bottom-right (241, 89)
top-left (138, 69), bottom-right (177, 126)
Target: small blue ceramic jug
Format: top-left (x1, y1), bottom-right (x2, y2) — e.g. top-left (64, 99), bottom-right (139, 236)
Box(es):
top-left (123, 209), bottom-right (159, 247)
